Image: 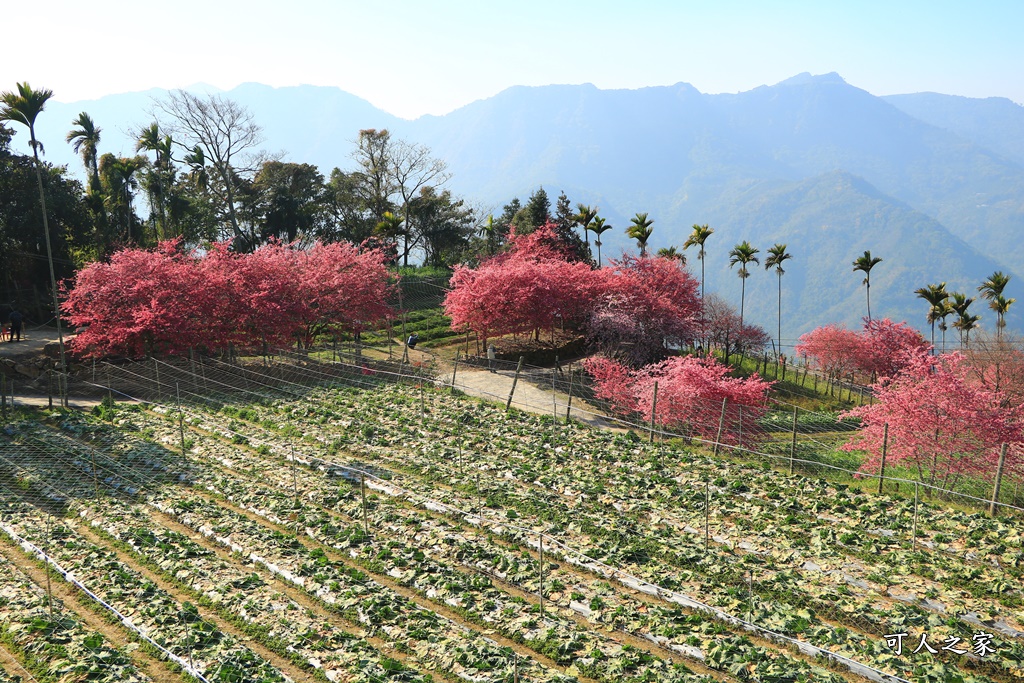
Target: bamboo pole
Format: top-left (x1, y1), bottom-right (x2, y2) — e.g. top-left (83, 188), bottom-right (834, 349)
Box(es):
top-left (990, 443), bottom-right (1008, 517)
top-left (538, 534), bottom-right (545, 620)
top-left (176, 383), bottom-right (186, 459)
top-left (506, 356), bottom-right (524, 411)
top-left (649, 381), bottom-right (659, 443)
top-left (877, 423), bottom-right (889, 495)
top-left (451, 351), bottom-right (459, 394)
top-left (713, 397), bottom-right (727, 456)
top-left (912, 483), bottom-right (919, 553)
top-left (564, 367), bottom-right (574, 424)
top-left (361, 472), bottom-right (369, 535)
top-left (789, 406), bottom-right (798, 475)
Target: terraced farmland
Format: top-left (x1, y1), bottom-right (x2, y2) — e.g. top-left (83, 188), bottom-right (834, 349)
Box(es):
top-left (1, 375), bottom-right (1022, 683)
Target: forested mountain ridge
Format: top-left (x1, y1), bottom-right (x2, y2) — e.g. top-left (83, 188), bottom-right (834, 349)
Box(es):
top-left (10, 74), bottom-right (1024, 337)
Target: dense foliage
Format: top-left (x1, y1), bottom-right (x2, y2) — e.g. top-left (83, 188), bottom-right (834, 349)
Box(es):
top-left (445, 223), bottom-right (701, 364)
top-left (843, 352), bottom-right (1024, 486)
top-left (796, 318), bottom-right (928, 381)
top-left (584, 354), bottom-right (774, 446)
top-left (62, 239), bottom-right (394, 358)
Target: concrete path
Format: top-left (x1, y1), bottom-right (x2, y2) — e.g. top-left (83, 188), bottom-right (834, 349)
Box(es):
top-left (452, 367), bottom-right (617, 429)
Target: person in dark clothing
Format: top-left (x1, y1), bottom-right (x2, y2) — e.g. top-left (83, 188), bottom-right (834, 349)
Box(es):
top-left (8, 310), bottom-right (22, 342)
top-left (407, 333), bottom-right (419, 350)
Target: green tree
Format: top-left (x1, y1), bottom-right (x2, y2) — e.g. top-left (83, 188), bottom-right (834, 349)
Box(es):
top-left (949, 292), bottom-right (978, 348)
top-left (322, 167), bottom-right (375, 244)
top-left (626, 212), bottom-right (654, 256)
top-left (99, 153), bottom-right (146, 244)
top-left (590, 215), bottom-right (611, 267)
top-left (764, 243), bottom-right (792, 357)
top-left (728, 240), bottom-right (760, 326)
top-left (914, 282), bottom-right (948, 351)
top-left (523, 186), bottom-right (550, 231)
top-left (852, 250), bottom-right (882, 322)
top-left (248, 161), bottom-right (328, 246)
top-left (683, 224), bottom-right (714, 301)
top-left (0, 82), bottom-right (68, 401)
top-left (478, 214), bottom-right (500, 257)
top-left (66, 111), bottom-right (102, 192)
top-left (574, 203), bottom-right (597, 249)
top-left (656, 245), bottom-right (685, 262)
top-left (136, 122), bottom-right (175, 240)
top-left (978, 271), bottom-right (1014, 337)
top-left (410, 186), bottom-right (476, 267)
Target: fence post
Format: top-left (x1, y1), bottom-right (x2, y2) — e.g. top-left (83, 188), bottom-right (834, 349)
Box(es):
top-left (154, 358), bottom-right (161, 401)
top-left (990, 442), bottom-right (1008, 517)
top-left (747, 570), bottom-right (754, 623)
top-left (912, 482), bottom-right (919, 553)
top-left (877, 423), bottom-right (889, 495)
top-left (45, 514), bottom-right (54, 620)
top-left (1, 375), bottom-right (6, 420)
top-left (176, 383), bottom-right (186, 459)
top-left (704, 481), bottom-right (710, 553)
top-left (451, 351), bottom-right (459, 394)
top-left (106, 366), bottom-right (114, 420)
top-left (713, 397), bottom-right (727, 456)
top-left (565, 367), bottom-right (574, 424)
top-left (538, 533), bottom-right (545, 621)
top-left (552, 356), bottom-right (558, 426)
top-left (649, 381), bottom-right (659, 443)
top-left (789, 406), bottom-right (798, 475)
top-left (506, 356), bottom-right (524, 411)
top-left (47, 369), bottom-right (53, 409)
top-left (364, 473), bottom-right (372, 536)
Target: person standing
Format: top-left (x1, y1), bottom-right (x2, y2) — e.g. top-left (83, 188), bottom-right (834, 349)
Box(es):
top-left (8, 309), bottom-right (22, 342)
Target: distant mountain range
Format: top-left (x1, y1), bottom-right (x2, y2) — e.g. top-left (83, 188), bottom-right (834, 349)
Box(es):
top-left (15, 74), bottom-right (1024, 346)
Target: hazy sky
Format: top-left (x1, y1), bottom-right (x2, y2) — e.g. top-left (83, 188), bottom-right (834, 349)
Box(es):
top-left (5, 0), bottom-right (1022, 119)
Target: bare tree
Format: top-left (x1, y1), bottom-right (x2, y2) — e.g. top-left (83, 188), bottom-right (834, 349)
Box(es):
top-left (153, 90), bottom-right (264, 247)
top-left (352, 129), bottom-right (396, 225)
top-left (350, 129), bottom-right (450, 266)
top-left (390, 138), bottom-right (450, 266)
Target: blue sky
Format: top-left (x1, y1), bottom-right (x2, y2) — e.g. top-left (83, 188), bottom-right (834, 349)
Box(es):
top-left (5, 0), bottom-right (1023, 118)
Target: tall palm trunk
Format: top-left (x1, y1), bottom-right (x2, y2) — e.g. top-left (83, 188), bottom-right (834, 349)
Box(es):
top-left (29, 131), bottom-right (68, 407)
top-left (777, 272), bottom-right (783, 359)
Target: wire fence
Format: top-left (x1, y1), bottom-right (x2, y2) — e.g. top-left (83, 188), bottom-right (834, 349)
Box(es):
top-left (2, 340), bottom-right (1023, 683)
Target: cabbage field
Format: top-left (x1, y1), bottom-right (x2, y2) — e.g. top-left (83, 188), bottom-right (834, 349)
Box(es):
top-left (1, 376), bottom-right (1021, 683)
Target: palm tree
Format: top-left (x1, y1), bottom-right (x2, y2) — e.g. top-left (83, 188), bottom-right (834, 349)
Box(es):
top-left (852, 250), bottom-right (883, 322)
top-left (978, 271), bottom-right (1013, 336)
top-left (590, 216), bottom-right (611, 267)
top-left (683, 224), bottom-right (714, 301)
top-left (728, 240), bottom-right (760, 326)
top-left (574, 203), bottom-right (597, 249)
top-left (375, 211), bottom-right (404, 239)
top-left (66, 112), bottom-right (102, 192)
top-left (990, 295), bottom-right (1015, 337)
top-left (103, 155), bottom-right (145, 242)
top-left (478, 214), bottom-right (499, 257)
top-left (184, 144), bottom-right (208, 191)
top-left (937, 300), bottom-right (954, 354)
top-left (764, 243), bottom-right (792, 358)
top-left (136, 122), bottom-right (174, 240)
top-left (656, 245), bottom-right (685, 262)
top-left (626, 212), bottom-right (654, 256)
top-left (949, 292), bottom-right (978, 348)
top-left (0, 83), bottom-right (68, 405)
top-left (914, 282), bottom-right (948, 352)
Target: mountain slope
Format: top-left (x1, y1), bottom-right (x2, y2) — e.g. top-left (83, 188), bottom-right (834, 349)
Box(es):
top-left (883, 92), bottom-right (1024, 167)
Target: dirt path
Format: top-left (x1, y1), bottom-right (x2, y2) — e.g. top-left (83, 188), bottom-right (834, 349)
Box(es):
top-left (453, 367), bottom-right (617, 428)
